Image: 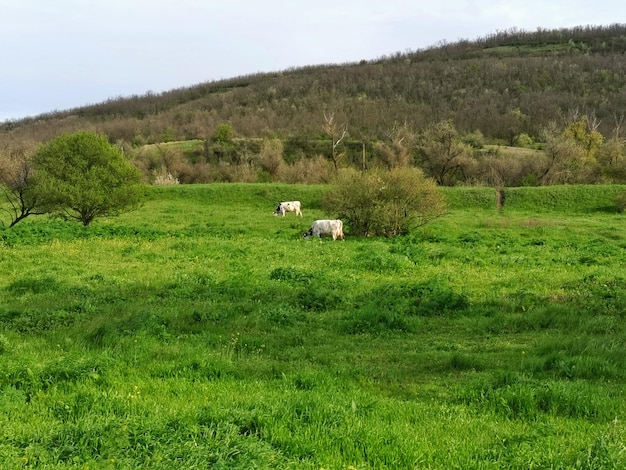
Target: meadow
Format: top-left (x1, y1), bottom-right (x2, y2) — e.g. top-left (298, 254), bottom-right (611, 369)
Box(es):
top-left (1, 183), bottom-right (625, 469)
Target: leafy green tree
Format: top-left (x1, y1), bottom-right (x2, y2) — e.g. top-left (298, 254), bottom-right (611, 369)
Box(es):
top-left (211, 123), bottom-right (235, 144)
top-left (597, 137), bottom-right (626, 183)
top-left (539, 116), bottom-right (604, 184)
top-left (323, 167), bottom-right (447, 237)
top-left (207, 123), bottom-right (237, 163)
top-left (33, 131), bottom-right (144, 226)
top-left (563, 114), bottom-right (604, 161)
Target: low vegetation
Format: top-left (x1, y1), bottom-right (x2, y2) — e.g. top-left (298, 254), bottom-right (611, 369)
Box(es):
top-left (1, 183), bottom-right (624, 468)
top-left (323, 167), bottom-right (447, 236)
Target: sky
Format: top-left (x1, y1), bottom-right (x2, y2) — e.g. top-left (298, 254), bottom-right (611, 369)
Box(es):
top-left (1, 0), bottom-right (624, 122)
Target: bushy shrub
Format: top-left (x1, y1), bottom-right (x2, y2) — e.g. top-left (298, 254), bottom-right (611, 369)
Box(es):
top-left (257, 138), bottom-right (285, 181)
top-left (281, 155), bottom-right (333, 184)
top-left (462, 130), bottom-right (485, 148)
top-left (322, 167), bottom-right (447, 236)
top-left (216, 162), bottom-right (258, 183)
top-left (514, 133), bottom-right (534, 147)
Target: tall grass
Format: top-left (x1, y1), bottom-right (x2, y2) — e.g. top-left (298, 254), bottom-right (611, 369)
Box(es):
top-left (1, 183), bottom-right (625, 468)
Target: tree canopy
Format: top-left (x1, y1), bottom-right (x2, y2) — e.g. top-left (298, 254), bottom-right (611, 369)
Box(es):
top-left (33, 131), bottom-right (144, 226)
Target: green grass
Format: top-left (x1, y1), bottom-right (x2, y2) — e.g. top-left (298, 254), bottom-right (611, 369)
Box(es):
top-left (1, 183), bottom-right (625, 468)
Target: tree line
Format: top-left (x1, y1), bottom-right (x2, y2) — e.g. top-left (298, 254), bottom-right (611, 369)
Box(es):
top-left (128, 114), bottom-right (625, 187)
top-left (1, 24), bottom-right (625, 195)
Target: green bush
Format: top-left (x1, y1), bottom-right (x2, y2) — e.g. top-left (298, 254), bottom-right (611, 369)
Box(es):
top-left (33, 131), bottom-right (144, 226)
top-left (322, 167), bottom-right (447, 236)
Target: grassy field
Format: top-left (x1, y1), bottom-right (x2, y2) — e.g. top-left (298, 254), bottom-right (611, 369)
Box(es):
top-left (1, 183), bottom-right (625, 469)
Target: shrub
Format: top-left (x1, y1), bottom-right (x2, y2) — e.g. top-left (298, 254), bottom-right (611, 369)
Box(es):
top-left (514, 133), bottom-right (534, 147)
top-left (281, 155), bottom-right (333, 184)
top-left (257, 138), bottom-right (285, 181)
top-left (322, 167), bottom-right (447, 237)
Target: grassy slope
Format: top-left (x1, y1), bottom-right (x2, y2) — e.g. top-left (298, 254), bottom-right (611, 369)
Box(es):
top-left (1, 183), bottom-right (625, 468)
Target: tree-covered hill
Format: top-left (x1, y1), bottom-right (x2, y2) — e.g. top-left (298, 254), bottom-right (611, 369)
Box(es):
top-left (3, 24), bottom-right (625, 146)
top-left (2, 24), bottom-right (626, 188)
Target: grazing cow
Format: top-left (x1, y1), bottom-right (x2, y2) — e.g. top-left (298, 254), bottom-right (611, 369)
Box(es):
top-left (273, 201), bottom-right (303, 217)
top-left (303, 219), bottom-right (345, 241)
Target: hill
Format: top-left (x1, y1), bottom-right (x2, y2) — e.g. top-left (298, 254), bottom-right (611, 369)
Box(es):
top-left (3, 24), bottom-right (625, 145)
top-left (2, 24), bottom-right (626, 188)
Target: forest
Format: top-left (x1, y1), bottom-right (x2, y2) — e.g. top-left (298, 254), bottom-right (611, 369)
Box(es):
top-left (1, 24), bottom-right (626, 186)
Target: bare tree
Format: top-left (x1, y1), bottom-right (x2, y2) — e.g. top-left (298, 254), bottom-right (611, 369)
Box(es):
top-left (323, 110), bottom-right (348, 171)
top-left (376, 122), bottom-right (415, 169)
top-left (611, 112), bottom-right (625, 139)
top-left (0, 141), bottom-right (46, 227)
top-left (416, 121), bottom-right (474, 185)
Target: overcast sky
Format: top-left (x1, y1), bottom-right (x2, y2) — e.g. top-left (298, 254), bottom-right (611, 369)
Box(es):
top-left (1, 0), bottom-right (624, 121)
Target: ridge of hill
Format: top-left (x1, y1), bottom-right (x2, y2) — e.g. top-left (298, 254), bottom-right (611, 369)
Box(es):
top-left (2, 24), bottom-right (626, 146)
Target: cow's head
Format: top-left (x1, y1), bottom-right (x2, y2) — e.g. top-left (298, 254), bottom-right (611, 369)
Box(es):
top-left (303, 229), bottom-right (313, 238)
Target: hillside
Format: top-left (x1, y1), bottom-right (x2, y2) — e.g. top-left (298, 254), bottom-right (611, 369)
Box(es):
top-left (1, 24), bottom-right (626, 188)
top-left (3, 24), bottom-right (625, 145)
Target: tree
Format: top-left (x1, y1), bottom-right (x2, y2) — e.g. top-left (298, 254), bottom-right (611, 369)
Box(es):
top-left (374, 123), bottom-right (415, 169)
top-left (33, 131), bottom-right (144, 226)
top-left (539, 126), bottom-right (585, 185)
top-left (323, 167), bottom-right (447, 237)
top-left (597, 137), bottom-right (626, 183)
top-left (258, 138), bottom-right (285, 180)
top-left (207, 123), bottom-right (237, 163)
top-left (539, 116), bottom-right (603, 184)
top-left (0, 141), bottom-right (47, 227)
top-left (416, 121), bottom-right (475, 185)
top-left (563, 114), bottom-right (604, 161)
top-left (323, 110), bottom-right (348, 171)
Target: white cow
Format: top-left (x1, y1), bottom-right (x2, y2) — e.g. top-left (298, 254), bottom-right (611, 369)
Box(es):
top-left (303, 219), bottom-right (345, 241)
top-left (273, 201), bottom-right (303, 217)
